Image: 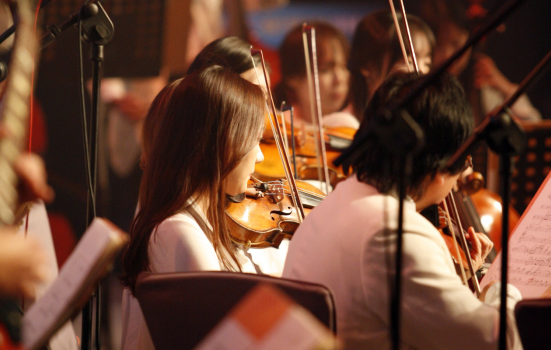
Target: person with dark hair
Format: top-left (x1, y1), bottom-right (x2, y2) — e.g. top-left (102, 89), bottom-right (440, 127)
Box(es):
top-left (121, 66), bottom-right (266, 350)
top-left (274, 21), bottom-right (356, 128)
top-left (187, 36), bottom-right (263, 83)
top-left (139, 81), bottom-right (179, 171)
top-left (283, 72), bottom-right (522, 349)
top-left (348, 10), bottom-right (435, 121)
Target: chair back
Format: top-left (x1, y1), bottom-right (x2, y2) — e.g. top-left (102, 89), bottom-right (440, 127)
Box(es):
top-left (135, 271), bottom-right (336, 350)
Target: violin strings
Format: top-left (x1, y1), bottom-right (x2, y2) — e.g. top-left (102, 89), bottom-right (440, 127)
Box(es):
top-left (447, 193), bottom-right (481, 296)
top-left (442, 199), bottom-right (469, 286)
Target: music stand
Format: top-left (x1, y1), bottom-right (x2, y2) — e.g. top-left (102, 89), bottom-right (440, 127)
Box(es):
top-left (510, 121), bottom-right (551, 214)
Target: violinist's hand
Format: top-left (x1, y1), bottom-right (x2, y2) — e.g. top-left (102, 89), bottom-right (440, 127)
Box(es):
top-left (0, 230), bottom-right (50, 298)
top-left (465, 227), bottom-right (494, 271)
top-left (473, 53), bottom-right (516, 96)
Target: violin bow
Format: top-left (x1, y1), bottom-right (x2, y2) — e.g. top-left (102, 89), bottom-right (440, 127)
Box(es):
top-left (281, 101), bottom-right (298, 178)
top-left (388, 0), bottom-right (413, 72)
top-left (387, 5), bottom-right (421, 350)
top-left (439, 203), bottom-right (470, 285)
top-left (445, 192), bottom-right (482, 296)
top-left (392, 0), bottom-right (481, 294)
top-left (302, 24), bottom-right (331, 194)
top-left (250, 48), bottom-right (306, 222)
top-left (397, 0), bottom-right (420, 74)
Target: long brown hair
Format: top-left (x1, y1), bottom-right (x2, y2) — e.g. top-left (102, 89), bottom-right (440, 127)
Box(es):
top-left (140, 79), bottom-right (181, 169)
top-left (141, 36), bottom-right (261, 170)
top-left (349, 10), bottom-right (435, 120)
top-left (122, 66), bottom-right (266, 294)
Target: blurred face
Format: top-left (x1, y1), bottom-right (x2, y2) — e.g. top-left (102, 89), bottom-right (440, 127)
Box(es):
top-left (224, 143), bottom-right (264, 196)
top-left (365, 31), bottom-right (432, 102)
top-left (390, 31), bottom-right (433, 75)
top-left (316, 39), bottom-right (350, 115)
top-left (288, 38), bottom-right (350, 120)
top-left (433, 22), bottom-right (470, 77)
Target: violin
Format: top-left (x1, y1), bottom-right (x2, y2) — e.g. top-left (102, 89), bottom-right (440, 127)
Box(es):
top-left (452, 170), bottom-right (520, 254)
top-left (226, 176), bottom-right (325, 248)
top-left (225, 48), bottom-right (309, 248)
top-left (438, 196), bottom-right (484, 296)
top-left (256, 106), bottom-right (354, 188)
top-left (450, 171), bottom-right (497, 262)
top-left (254, 134), bottom-right (349, 189)
top-left (437, 205), bottom-right (474, 280)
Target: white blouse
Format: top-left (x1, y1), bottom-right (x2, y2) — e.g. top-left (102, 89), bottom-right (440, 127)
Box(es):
top-left (120, 204), bottom-right (265, 350)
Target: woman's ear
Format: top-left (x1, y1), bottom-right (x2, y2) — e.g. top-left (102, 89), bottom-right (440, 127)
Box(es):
top-left (434, 172), bottom-right (446, 185)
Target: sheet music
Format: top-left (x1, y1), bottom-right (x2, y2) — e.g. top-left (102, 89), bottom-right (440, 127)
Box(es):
top-left (18, 201), bottom-right (79, 350)
top-left (481, 170), bottom-right (551, 298)
top-left (22, 218), bottom-right (126, 350)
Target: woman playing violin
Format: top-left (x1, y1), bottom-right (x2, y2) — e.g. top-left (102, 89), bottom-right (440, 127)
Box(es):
top-left (121, 66), bottom-right (266, 350)
top-left (349, 10), bottom-right (435, 121)
top-left (274, 21), bottom-right (357, 129)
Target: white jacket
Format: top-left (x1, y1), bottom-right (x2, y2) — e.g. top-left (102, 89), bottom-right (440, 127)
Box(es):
top-left (283, 176), bottom-right (522, 350)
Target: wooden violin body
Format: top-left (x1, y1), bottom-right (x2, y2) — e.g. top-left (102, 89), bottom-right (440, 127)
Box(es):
top-left (437, 205), bottom-right (473, 279)
top-left (255, 125), bottom-right (354, 188)
top-left (226, 178), bottom-right (324, 248)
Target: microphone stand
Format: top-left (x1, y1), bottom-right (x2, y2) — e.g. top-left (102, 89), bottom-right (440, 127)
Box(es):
top-left (75, 4), bottom-right (114, 350)
top-left (0, 2), bottom-right (98, 83)
top-left (446, 49), bottom-right (551, 350)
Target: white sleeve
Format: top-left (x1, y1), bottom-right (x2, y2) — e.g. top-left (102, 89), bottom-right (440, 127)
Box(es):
top-left (148, 215), bottom-right (221, 273)
top-left (363, 226), bottom-right (523, 350)
top-left (322, 112), bottom-right (360, 129)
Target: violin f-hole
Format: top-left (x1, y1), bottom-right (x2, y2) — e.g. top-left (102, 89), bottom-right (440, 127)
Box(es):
top-left (270, 208), bottom-right (293, 219)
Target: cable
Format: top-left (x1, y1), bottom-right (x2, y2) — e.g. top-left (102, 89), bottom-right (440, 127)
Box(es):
top-left (77, 0), bottom-right (96, 222)
top-left (77, 2), bottom-right (97, 350)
